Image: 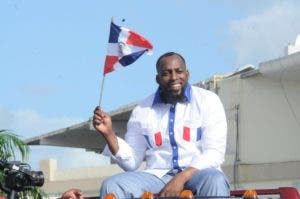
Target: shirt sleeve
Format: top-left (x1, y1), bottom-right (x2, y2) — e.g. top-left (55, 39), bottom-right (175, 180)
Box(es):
top-left (189, 92), bottom-right (227, 170)
top-left (101, 106), bottom-right (148, 171)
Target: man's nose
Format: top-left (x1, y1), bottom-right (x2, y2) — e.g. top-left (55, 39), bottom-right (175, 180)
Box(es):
top-left (170, 71), bottom-right (178, 80)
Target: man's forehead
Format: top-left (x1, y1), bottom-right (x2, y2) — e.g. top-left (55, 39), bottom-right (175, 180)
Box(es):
top-left (158, 56), bottom-right (186, 69)
top-left (160, 64), bottom-right (186, 70)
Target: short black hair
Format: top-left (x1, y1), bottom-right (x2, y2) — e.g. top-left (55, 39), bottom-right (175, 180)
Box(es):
top-left (156, 52), bottom-right (186, 72)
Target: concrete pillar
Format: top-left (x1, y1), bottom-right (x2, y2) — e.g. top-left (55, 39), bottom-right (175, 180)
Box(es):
top-left (39, 159), bottom-right (57, 181)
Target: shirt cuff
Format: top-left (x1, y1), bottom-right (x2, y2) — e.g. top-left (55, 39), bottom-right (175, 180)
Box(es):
top-left (101, 137), bottom-right (132, 160)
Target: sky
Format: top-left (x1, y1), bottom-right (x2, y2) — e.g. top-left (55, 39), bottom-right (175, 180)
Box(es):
top-left (1, 0), bottom-right (300, 170)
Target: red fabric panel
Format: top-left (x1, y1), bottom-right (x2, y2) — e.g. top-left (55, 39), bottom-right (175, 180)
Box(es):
top-left (154, 132), bottom-right (162, 146)
top-left (183, 126), bottom-right (190, 141)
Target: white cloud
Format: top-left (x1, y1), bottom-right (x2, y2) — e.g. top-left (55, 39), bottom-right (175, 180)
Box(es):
top-left (0, 106), bottom-right (14, 129)
top-left (0, 106), bottom-right (110, 170)
top-left (229, 1), bottom-right (300, 67)
top-left (11, 109), bottom-right (83, 138)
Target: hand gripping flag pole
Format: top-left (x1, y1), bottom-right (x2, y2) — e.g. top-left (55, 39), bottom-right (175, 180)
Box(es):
top-left (98, 18), bottom-right (153, 107)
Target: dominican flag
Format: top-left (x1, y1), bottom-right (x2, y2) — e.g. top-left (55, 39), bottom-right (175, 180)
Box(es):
top-left (103, 22), bottom-right (153, 75)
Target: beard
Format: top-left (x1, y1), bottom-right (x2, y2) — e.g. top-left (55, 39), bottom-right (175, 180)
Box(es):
top-left (160, 86), bottom-right (187, 104)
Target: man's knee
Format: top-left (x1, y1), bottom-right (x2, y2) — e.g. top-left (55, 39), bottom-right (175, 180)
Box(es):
top-left (186, 168), bottom-right (230, 196)
top-left (205, 168), bottom-right (228, 185)
top-left (100, 176), bottom-right (121, 196)
top-left (100, 172), bottom-right (148, 198)
top-left (192, 168), bottom-right (227, 182)
top-left (101, 177), bottom-right (114, 190)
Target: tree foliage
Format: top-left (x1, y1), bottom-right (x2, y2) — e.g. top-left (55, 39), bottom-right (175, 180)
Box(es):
top-left (0, 130), bottom-right (29, 161)
top-left (0, 129), bottom-right (46, 199)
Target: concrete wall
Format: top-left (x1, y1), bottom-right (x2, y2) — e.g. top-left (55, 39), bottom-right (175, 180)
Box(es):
top-left (217, 70), bottom-right (300, 190)
top-left (39, 159), bottom-right (124, 198)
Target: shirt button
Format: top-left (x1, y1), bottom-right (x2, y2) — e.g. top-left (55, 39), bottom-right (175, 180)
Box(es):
top-left (169, 132), bottom-right (173, 135)
top-left (173, 146), bottom-right (177, 149)
top-left (170, 119), bottom-right (174, 122)
top-left (173, 159), bottom-right (177, 162)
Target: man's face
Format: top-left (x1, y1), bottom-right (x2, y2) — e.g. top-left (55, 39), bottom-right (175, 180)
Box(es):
top-left (156, 55), bottom-right (189, 98)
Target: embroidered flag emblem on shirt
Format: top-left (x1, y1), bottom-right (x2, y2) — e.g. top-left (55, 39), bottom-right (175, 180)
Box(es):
top-left (155, 132), bottom-right (162, 146)
top-left (183, 126), bottom-right (190, 141)
top-left (103, 22), bottom-right (153, 75)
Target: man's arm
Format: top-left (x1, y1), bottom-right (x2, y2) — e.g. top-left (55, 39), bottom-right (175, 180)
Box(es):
top-left (93, 106), bottom-right (119, 155)
top-left (159, 167), bottom-right (198, 197)
top-left (93, 106), bottom-right (147, 171)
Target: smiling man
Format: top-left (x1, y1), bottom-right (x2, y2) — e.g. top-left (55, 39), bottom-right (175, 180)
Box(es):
top-left (93, 52), bottom-right (229, 198)
top-left (155, 52), bottom-right (189, 104)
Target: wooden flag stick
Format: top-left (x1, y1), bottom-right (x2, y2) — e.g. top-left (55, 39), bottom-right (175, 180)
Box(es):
top-left (98, 74), bottom-right (106, 107)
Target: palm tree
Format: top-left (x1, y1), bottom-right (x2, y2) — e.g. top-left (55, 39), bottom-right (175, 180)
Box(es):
top-left (0, 129), bottom-right (45, 199)
top-left (0, 129), bottom-right (29, 161)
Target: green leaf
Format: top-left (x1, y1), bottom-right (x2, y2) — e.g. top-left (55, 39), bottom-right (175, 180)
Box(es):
top-left (0, 129), bottom-right (29, 161)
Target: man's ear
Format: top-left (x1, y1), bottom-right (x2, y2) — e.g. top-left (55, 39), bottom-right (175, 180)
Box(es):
top-left (156, 75), bottom-right (160, 84)
top-left (186, 70), bottom-right (190, 80)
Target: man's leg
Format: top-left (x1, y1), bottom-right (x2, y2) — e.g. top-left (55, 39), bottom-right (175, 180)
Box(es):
top-left (184, 168), bottom-right (230, 196)
top-left (100, 171), bottom-right (165, 199)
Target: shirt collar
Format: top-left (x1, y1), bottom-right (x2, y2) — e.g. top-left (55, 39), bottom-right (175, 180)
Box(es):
top-left (152, 83), bottom-right (191, 106)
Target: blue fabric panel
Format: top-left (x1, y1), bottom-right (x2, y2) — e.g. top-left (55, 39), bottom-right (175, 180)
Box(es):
top-left (119, 50), bottom-right (147, 66)
top-left (109, 22), bottom-right (121, 43)
top-left (168, 104), bottom-right (179, 169)
top-left (143, 135), bottom-right (153, 148)
top-left (197, 127), bottom-right (202, 141)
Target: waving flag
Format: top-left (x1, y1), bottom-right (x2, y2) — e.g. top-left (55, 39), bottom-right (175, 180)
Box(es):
top-left (103, 22), bottom-right (153, 75)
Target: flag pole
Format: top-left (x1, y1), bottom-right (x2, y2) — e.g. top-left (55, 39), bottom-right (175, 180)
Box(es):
top-left (99, 75), bottom-right (105, 107)
top-left (98, 17), bottom-right (114, 107)
top-left (98, 74), bottom-right (106, 107)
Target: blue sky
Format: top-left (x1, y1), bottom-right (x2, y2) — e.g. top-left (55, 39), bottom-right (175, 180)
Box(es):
top-left (1, 0), bottom-right (300, 169)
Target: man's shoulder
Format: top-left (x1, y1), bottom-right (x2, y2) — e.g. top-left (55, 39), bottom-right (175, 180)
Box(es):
top-left (190, 85), bottom-right (225, 112)
top-left (132, 93), bottom-right (155, 111)
top-left (129, 93), bottom-right (155, 120)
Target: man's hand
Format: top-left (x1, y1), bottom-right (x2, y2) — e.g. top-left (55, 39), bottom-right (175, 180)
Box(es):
top-left (159, 173), bottom-right (185, 197)
top-left (61, 188), bottom-right (84, 199)
top-left (159, 167), bottom-right (198, 197)
top-left (93, 106), bottom-right (114, 136)
top-left (92, 106), bottom-right (119, 155)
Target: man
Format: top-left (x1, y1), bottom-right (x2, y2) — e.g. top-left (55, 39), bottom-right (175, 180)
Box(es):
top-left (61, 188), bottom-right (84, 199)
top-left (93, 52), bottom-right (229, 198)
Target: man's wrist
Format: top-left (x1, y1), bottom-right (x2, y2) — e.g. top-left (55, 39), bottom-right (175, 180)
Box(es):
top-left (180, 167), bottom-right (198, 182)
top-left (104, 133), bottom-right (119, 155)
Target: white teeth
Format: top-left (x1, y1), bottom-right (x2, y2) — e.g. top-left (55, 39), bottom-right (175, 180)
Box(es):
top-left (171, 84), bottom-right (180, 88)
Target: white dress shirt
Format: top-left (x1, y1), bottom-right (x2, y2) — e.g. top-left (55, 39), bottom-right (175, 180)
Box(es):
top-left (103, 84), bottom-right (227, 178)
